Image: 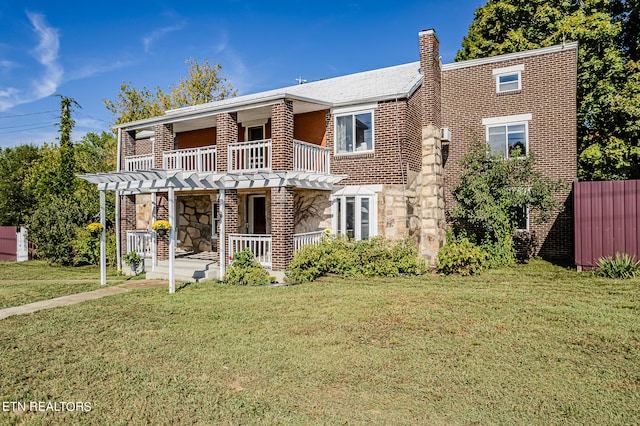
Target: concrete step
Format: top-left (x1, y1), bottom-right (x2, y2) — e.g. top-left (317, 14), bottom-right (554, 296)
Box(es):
top-left (145, 258), bottom-right (219, 282)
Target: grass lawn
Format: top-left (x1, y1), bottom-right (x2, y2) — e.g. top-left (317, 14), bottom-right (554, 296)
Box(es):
top-left (0, 260), bottom-right (125, 309)
top-left (0, 260), bottom-right (638, 424)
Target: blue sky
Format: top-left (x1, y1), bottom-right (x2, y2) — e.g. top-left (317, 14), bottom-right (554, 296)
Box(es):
top-left (0, 0), bottom-right (482, 148)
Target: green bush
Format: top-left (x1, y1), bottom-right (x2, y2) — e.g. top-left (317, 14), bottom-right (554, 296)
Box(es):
top-left (437, 237), bottom-right (488, 276)
top-left (286, 236), bottom-right (426, 282)
top-left (595, 253), bottom-right (640, 279)
top-left (224, 248), bottom-right (273, 286)
top-left (72, 228), bottom-right (117, 267)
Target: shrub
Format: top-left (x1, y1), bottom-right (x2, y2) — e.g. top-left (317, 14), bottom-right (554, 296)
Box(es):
top-left (437, 237), bottom-right (488, 276)
top-left (224, 248), bottom-right (273, 286)
top-left (72, 228), bottom-right (117, 266)
top-left (286, 236), bottom-right (425, 282)
top-left (595, 253), bottom-right (640, 279)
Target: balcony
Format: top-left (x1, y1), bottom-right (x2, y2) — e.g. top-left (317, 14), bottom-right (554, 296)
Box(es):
top-left (123, 140), bottom-right (330, 174)
top-left (163, 146), bottom-right (217, 172)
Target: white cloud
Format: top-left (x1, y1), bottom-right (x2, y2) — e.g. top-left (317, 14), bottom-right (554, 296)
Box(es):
top-left (27, 11), bottom-right (63, 98)
top-left (142, 23), bottom-right (186, 53)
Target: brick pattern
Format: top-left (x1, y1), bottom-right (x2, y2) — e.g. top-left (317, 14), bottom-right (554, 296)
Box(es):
top-left (216, 112), bottom-right (238, 173)
top-left (223, 190), bottom-right (239, 265)
top-left (406, 86), bottom-right (424, 173)
top-left (271, 186), bottom-right (294, 271)
top-left (153, 124), bottom-right (174, 169)
top-left (441, 48), bottom-right (578, 260)
top-left (135, 138), bottom-right (153, 156)
top-left (328, 100), bottom-right (412, 185)
top-left (120, 131), bottom-right (136, 172)
top-left (420, 30), bottom-right (442, 127)
top-left (271, 101), bottom-right (294, 171)
top-left (156, 193), bottom-right (169, 260)
top-left (120, 195), bottom-right (136, 257)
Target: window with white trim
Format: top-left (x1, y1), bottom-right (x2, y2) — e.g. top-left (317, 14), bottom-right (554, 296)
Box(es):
top-left (335, 111), bottom-right (374, 154)
top-left (483, 114), bottom-right (531, 159)
top-left (510, 204), bottom-right (529, 232)
top-left (493, 64), bottom-right (524, 93)
top-left (332, 186), bottom-right (378, 240)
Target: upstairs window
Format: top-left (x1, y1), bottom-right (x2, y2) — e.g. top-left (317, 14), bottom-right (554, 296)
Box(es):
top-left (493, 64), bottom-right (524, 93)
top-left (247, 125), bottom-right (264, 141)
top-left (335, 111), bottom-right (374, 154)
top-left (483, 114), bottom-right (532, 159)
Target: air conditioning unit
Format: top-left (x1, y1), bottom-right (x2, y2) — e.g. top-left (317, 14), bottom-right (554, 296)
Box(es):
top-left (440, 127), bottom-right (452, 142)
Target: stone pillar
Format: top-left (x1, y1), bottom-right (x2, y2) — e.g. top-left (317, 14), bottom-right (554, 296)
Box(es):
top-left (271, 186), bottom-right (294, 271)
top-left (153, 124), bottom-right (174, 168)
top-left (156, 192), bottom-right (169, 261)
top-left (418, 125), bottom-right (446, 265)
top-left (271, 100), bottom-right (294, 171)
top-left (216, 112), bottom-right (238, 172)
top-left (223, 190), bottom-right (239, 265)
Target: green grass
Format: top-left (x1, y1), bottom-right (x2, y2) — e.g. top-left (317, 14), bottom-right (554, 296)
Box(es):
top-left (0, 260), bottom-right (125, 309)
top-left (0, 259), bottom-right (638, 424)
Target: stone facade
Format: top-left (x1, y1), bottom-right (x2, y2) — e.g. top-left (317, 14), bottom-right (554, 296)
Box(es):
top-left (177, 195), bottom-right (215, 253)
top-left (294, 190), bottom-right (332, 234)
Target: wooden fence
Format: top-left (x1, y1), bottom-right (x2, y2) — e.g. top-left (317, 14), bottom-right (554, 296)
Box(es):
top-left (574, 180), bottom-right (640, 270)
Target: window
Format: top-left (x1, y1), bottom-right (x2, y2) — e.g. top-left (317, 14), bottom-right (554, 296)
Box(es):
top-left (493, 64), bottom-right (524, 93)
top-left (247, 125), bottom-right (264, 141)
top-left (335, 111), bottom-right (373, 154)
top-left (333, 186), bottom-right (378, 240)
top-left (510, 204), bottom-right (529, 232)
top-left (482, 114), bottom-right (532, 159)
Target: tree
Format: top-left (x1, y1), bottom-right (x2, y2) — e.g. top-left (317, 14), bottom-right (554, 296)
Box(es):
top-left (456, 0), bottom-right (640, 180)
top-left (56, 95), bottom-right (80, 196)
top-left (451, 143), bottom-right (563, 266)
top-left (0, 145), bottom-right (42, 226)
top-left (104, 58), bottom-right (236, 125)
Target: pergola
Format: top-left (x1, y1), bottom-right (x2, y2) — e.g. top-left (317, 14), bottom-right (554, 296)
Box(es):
top-left (79, 169), bottom-right (345, 293)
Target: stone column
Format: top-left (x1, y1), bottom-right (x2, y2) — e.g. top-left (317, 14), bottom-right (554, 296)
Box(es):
top-left (216, 112), bottom-right (238, 172)
top-left (418, 125), bottom-right (446, 265)
top-left (271, 100), bottom-right (294, 171)
top-left (271, 186), bottom-right (294, 271)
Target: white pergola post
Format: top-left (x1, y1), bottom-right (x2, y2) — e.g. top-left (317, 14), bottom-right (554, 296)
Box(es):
top-left (219, 189), bottom-right (226, 280)
top-left (168, 187), bottom-right (176, 294)
top-left (99, 190), bottom-right (107, 286)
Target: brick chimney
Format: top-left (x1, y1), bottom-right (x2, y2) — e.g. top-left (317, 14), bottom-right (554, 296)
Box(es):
top-left (419, 29), bottom-right (442, 128)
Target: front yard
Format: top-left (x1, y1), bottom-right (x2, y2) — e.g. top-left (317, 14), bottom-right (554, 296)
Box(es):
top-left (0, 260), bottom-right (638, 424)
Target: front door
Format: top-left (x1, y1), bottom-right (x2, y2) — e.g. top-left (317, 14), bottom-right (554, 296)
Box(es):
top-left (248, 195), bottom-right (267, 234)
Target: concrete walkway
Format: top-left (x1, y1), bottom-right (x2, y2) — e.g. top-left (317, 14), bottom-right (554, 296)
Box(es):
top-left (0, 280), bottom-right (167, 320)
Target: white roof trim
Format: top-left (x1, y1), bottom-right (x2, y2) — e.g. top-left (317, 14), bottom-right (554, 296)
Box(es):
top-left (442, 42), bottom-right (578, 72)
top-left (332, 184), bottom-right (383, 196)
top-left (482, 113), bottom-right (532, 126)
top-left (492, 64), bottom-right (525, 76)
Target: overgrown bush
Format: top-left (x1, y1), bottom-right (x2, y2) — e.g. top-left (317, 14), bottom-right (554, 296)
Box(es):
top-left (71, 228), bottom-right (117, 267)
top-left (437, 236), bottom-right (488, 276)
top-left (595, 253), bottom-right (640, 279)
top-left (224, 248), bottom-right (273, 286)
top-left (286, 236), bottom-right (426, 282)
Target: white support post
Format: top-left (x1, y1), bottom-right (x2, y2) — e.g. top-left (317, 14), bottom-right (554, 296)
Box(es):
top-left (99, 190), bottom-right (107, 286)
top-left (168, 187), bottom-right (176, 294)
top-left (219, 189), bottom-right (225, 280)
top-left (115, 128), bottom-right (122, 272)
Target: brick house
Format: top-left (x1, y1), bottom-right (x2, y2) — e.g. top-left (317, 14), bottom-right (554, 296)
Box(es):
top-left (81, 29), bottom-right (577, 289)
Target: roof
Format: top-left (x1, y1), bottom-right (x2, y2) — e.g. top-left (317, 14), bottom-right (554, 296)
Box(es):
top-left (116, 62), bottom-right (423, 130)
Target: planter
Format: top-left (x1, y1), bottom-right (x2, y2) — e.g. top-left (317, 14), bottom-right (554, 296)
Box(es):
top-left (123, 259), bottom-right (145, 276)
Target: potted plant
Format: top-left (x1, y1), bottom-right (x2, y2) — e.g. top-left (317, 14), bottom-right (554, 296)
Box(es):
top-left (86, 222), bottom-right (103, 237)
top-left (151, 220), bottom-right (171, 236)
top-left (122, 251), bottom-right (142, 276)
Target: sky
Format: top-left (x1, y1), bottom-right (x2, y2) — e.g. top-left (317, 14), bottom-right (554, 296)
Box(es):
top-left (0, 0), bottom-right (483, 148)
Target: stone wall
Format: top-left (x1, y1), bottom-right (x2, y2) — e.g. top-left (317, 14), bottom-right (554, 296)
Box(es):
top-left (135, 194), bottom-right (152, 230)
top-left (294, 190), bottom-right (332, 234)
top-left (177, 194), bottom-right (215, 252)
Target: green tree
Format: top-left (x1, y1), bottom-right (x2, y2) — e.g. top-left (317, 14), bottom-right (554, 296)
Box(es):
top-left (0, 145), bottom-right (42, 226)
top-left (104, 58), bottom-right (235, 125)
top-left (451, 143), bottom-right (563, 266)
top-left (56, 95), bottom-right (80, 196)
top-left (456, 0), bottom-right (640, 180)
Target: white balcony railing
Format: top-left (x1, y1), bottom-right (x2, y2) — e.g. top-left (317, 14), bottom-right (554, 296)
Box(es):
top-left (293, 140), bottom-right (330, 174)
top-left (229, 234), bottom-right (272, 268)
top-left (124, 154), bottom-right (154, 171)
top-left (126, 230), bottom-right (154, 258)
top-left (293, 231), bottom-right (325, 252)
top-left (163, 145), bottom-right (217, 172)
top-left (228, 139), bottom-right (271, 172)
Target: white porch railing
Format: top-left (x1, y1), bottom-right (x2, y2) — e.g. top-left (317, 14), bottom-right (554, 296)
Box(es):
top-left (124, 154), bottom-right (154, 171)
top-left (126, 230), bottom-right (154, 258)
top-left (229, 234), bottom-right (272, 268)
top-left (228, 139), bottom-right (271, 172)
top-left (293, 140), bottom-right (330, 174)
top-left (293, 231), bottom-right (325, 252)
top-left (163, 145), bottom-right (217, 172)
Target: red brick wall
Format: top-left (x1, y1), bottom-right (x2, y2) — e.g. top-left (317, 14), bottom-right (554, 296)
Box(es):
top-left (216, 112), bottom-right (238, 173)
top-left (419, 30), bottom-right (442, 127)
top-left (155, 193), bottom-right (169, 261)
top-left (271, 186), bottom-right (294, 271)
top-left (154, 124), bottom-right (174, 169)
top-left (223, 190), bottom-right (239, 265)
top-left (328, 100), bottom-right (411, 185)
top-left (271, 101), bottom-right (294, 171)
top-left (120, 195), bottom-right (136, 258)
top-left (120, 131), bottom-right (135, 171)
top-left (441, 47), bottom-right (578, 260)
top-left (134, 138), bottom-right (153, 156)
